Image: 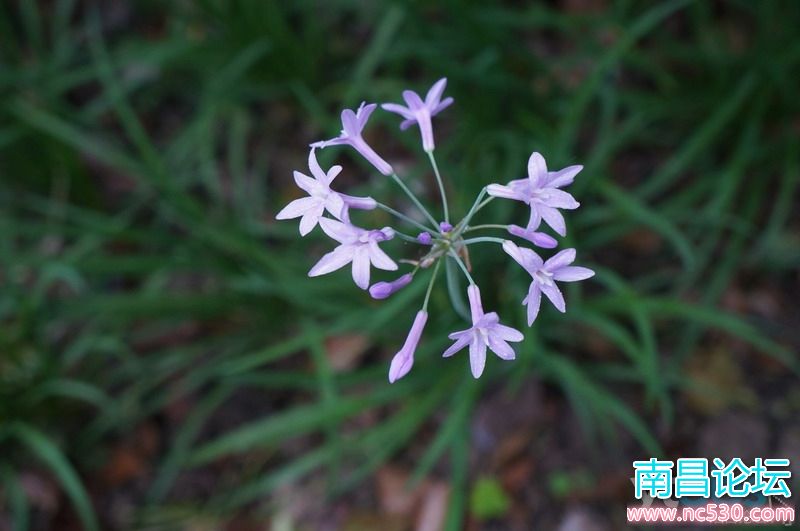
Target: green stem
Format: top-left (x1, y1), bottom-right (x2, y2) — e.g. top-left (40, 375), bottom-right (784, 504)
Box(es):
top-left (390, 173), bottom-right (439, 229)
top-left (465, 224), bottom-right (508, 232)
top-left (393, 230), bottom-right (421, 243)
top-left (462, 236), bottom-right (506, 246)
top-left (422, 259), bottom-right (442, 311)
top-left (472, 197), bottom-right (495, 215)
top-left (448, 251), bottom-right (475, 285)
top-left (376, 202), bottom-right (435, 233)
top-left (426, 151), bottom-right (449, 223)
top-left (455, 188), bottom-right (490, 234)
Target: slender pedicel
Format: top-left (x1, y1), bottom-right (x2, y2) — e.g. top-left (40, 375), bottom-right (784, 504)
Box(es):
top-left (428, 151), bottom-right (449, 223)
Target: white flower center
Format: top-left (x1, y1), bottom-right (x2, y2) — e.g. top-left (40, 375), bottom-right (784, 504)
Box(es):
top-left (533, 269), bottom-right (553, 286)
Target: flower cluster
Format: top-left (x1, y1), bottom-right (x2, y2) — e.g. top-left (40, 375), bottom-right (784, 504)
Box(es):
top-left (277, 78), bottom-right (594, 380)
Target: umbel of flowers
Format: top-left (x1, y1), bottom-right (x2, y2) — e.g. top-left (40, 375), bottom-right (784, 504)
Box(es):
top-left (277, 78), bottom-right (594, 380)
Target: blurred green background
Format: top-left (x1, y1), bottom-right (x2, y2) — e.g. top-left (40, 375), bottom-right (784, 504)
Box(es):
top-left (1, 1), bottom-right (799, 530)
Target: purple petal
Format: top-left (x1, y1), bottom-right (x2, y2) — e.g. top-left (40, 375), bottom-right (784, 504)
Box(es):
top-left (340, 193), bottom-right (377, 211)
top-left (308, 245), bottom-right (354, 277)
top-left (469, 337), bottom-right (487, 378)
top-left (502, 240), bottom-right (526, 267)
top-left (432, 97), bottom-right (453, 116)
top-left (553, 266), bottom-right (595, 282)
top-left (538, 205), bottom-right (567, 236)
top-left (466, 284), bottom-right (484, 323)
top-left (276, 196), bottom-right (317, 221)
top-left (439, 221), bottom-right (453, 233)
top-left (368, 240), bottom-right (398, 271)
top-left (540, 188), bottom-right (580, 209)
top-left (323, 164), bottom-right (343, 186)
top-left (502, 240), bottom-right (542, 273)
top-left (417, 232), bottom-right (433, 245)
top-left (540, 282), bottom-right (565, 313)
top-left (492, 323), bottom-right (524, 342)
top-left (293, 171), bottom-right (319, 194)
top-left (527, 207), bottom-right (542, 231)
top-left (425, 78), bottom-right (447, 108)
top-left (443, 332), bottom-right (471, 358)
top-left (341, 108), bottom-right (359, 137)
top-left (523, 284), bottom-right (542, 326)
top-left (307, 148), bottom-right (325, 182)
top-left (319, 217), bottom-right (357, 244)
top-left (351, 246), bottom-right (371, 289)
top-left (544, 248), bottom-right (576, 272)
top-left (388, 310), bottom-right (428, 383)
top-left (545, 165), bottom-right (582, 188)
top-left (355, 102), bottom-right (376, 130)
top-left (487, 183), bottom-right (522, 201)
top-left (402, 90), bottom-right (425, 110)
top-left (299, 204), bottom-right (324, 236)
top-left (399, 118), bottom-right (416, 131)
top-left (487, 336), bottom-right (516, 361)
top-left (324, 192), bottom-right (346, 220)
top-left (311, 137), bottom-right (348, 149)
top-left (381, 103), bottom-right (415, 120)
top-left (527, 152), bottom-right (548, 187)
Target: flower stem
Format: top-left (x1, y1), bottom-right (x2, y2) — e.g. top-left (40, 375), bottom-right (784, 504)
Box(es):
top-left (472, 197), bottom-right (495, 216)
top-left (448, 251), bottom-right (475, 285)
top-left (462, 236), bottom-right (506, 246)
top-left (426, 150), bottom-right (449, 223)
top-left (390, 173), bottom-right (439, 229)
top-left (465, 224), bottom-right (508, 232)
top-left (422, 258), bottom-right (442, 311)
top-left (375, 202), bottom-right (435, 233)
top-left (455, 187), bottom-right (491, 234)
top-left (393, 230), bottom-right (421, 243)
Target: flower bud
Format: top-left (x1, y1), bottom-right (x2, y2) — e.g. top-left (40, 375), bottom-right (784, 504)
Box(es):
top-left (369, 273), bottom-right (413, 300)
top-left (507, 224), bottom-right (557, 248)
top-left (389, 310), bottom-right (428, 383)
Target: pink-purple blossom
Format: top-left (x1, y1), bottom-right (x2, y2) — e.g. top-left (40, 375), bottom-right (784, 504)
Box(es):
top-left (382, 78), bottom-right (453, 152)
top-left (443, 285), bottom-right (523, 378)
top-left (308, 219), bottom-right (397, 289)
top-left (312, 102), bottom-right (393, 176)
top-left (487, 152), bottom-right (582, 236)
top-left (276, 149), bottom-right (376, 236)
top-left (502, 240), bottom-right (594, 325)
top-left (388, 310), bottom-right (428, 383)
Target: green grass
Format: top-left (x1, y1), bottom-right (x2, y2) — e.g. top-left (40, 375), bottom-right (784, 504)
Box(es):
top-left (1, 0), bottom-right (799, 528)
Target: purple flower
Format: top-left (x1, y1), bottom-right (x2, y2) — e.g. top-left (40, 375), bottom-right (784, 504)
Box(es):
top-left (312, 102), bottom-right (393, 176)
top-left (382, 77), bottom-right (453, 152)
top-left (388, 310), bottom-right (428, 383)
top-left (487, 152), bottom-right (582, 236)
top-left (443, 285), bottom-right (523, 378)
top-left (502, 240), bottom-right (594, 325)
top-left (507, 224), bottom-right (557, 249)
top-left (308, 219), bottom-right (398, 289)
top-left (369, 273), bottom-right (413, 300)
top-left (439, 221), bottom-right (453, 233)
top-left (417, 231), bottom-right (433, 245)
top-left (277, 149), bottom-right (375, 236)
